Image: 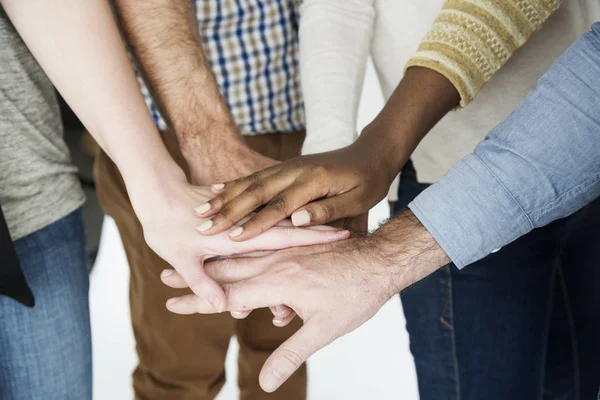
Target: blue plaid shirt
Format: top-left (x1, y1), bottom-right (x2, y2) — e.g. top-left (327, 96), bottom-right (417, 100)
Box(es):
top-left (139, 0), bottom-right (305, 135)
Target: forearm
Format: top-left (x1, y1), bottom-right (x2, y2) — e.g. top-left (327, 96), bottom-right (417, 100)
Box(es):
top-left (356, 66), bottom-right (460, 182)
top-left (113, 0), bottom-right (241, 156)
top-left (368, 210), bottom-right (450, 295)
top-left (299, 0), bottom-right (375, 155)
top-left (410, 23), bottom-right (600, 268)
top-left (357, 0), bottom-right (562, 180)
top-left (1, 0), bottom-right (185, 214)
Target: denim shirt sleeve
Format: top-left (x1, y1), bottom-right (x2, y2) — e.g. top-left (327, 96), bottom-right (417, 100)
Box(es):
top-left (409, 22), bottom-right (600, 269)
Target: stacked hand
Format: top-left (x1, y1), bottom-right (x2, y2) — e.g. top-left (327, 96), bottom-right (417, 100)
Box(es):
top-left (131, 167), bottom-right (350, 314)
top-left (140, 135), bottom-right (448, 395)
top-left (192, 139), bottom-right (398, 241)
top-left (161, 237), bottom-right (393, 392)
top-left (159, 211), bottom-right (449, 392)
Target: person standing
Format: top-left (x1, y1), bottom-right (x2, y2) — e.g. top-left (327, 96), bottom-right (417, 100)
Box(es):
top-left (0, 6), bottom-right (91, 398)
top-left (98, 1), bottom-right (310, 398)
top-left (0, 1), bottom-right (342, 398)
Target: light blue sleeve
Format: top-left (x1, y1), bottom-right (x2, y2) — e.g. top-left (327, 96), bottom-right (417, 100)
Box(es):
top-left (409, 22), bottom-right (600, 269)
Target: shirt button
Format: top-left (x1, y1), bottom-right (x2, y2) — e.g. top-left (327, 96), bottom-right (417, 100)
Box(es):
top-left (491, 248), bottom-right (502, 253)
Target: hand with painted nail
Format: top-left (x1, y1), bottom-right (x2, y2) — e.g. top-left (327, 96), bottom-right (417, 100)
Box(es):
top-left (161, 210), bottom-right (450, 393)
top-left (133, 176), bottom-right (350, 313)
top-left (192, 139), bottom-right (397, 241)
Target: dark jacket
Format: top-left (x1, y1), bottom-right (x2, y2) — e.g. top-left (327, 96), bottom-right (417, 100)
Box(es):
top-left (0, 206), bottom-right (34, 307)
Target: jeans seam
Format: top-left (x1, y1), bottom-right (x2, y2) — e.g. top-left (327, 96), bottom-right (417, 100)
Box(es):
top-left (556, 263), bottom-right (581, 400)
top-left (539, 264), bottom-right (559, 400)
top-left (444, 266), bottom-right (461, 400)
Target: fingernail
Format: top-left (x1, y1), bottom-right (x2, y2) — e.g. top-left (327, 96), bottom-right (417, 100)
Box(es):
top-left (231, 311), bottom-right (243, 315)
top-left (273, 318), bottom-right (284, 325)
top-left (210, 296), bottom-right (223, 313)
top-left (161, 270), bottom-right (174, 278)
top-left (196, 220), bottom-right (213, 232)
top-left (229, 226), bottom-right (243, 238)
top-left (291, 210), bottom-right (311, 226)
top-left (195, 203), bottom-right (211, 214)
top-left (262, 369), bottom-right (283, 392)
top-left (166, 298), bottom-right (178, 305)
top-left (212, 183), bottom-right (225, 190)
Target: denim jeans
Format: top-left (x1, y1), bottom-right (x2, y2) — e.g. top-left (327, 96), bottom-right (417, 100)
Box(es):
top-left (394, 163), bottom-right (600, 400)
top-left (0, 209), bottom-right (92, 399)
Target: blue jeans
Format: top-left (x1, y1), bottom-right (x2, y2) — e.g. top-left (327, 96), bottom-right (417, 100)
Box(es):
top-left (394, 163), bottom-right (600, 400)
top-left (0, 209), bottom-right (92, 399)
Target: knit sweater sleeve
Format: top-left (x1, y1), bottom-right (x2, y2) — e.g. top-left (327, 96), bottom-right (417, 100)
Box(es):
top-left (405, 0), bottom-right (561, 108)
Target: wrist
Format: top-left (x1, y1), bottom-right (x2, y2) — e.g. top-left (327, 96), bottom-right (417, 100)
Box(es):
top-left (120, 151), bottom-right (189, 223)
top-left (367, 210), bottom-right (450, 296)
top-left (178, 120), bottom-right (243, 162)
top-left (353, 128), bottom-right (405, 185)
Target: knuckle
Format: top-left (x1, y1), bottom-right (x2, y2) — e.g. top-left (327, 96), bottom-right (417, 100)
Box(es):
top-left (246, 181), bottom-right (265, 196)
top-left (215, 207), bottom-right (235, 226)
top-left (208, 259), bottom-right (228, 277)
top-left (245, 215), bottom-right (269, 234)
top-left (266, 196), bottom-right (288, 215)
top-left (308, 164), bottom-right (328, 178)
top-left (315, 202), bottom-right (337, 221)
top-left (221, 283), bottom-right (233, 299)
top-left (247, 172), bottom-right (262, 184)
top-left (278, 347), bottom-right (305, 370)
top-left (213, 192), bottom-right (228, 205)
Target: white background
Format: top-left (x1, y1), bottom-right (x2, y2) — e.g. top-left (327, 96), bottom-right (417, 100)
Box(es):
top-left (90, 61), bottom-right (420, 400)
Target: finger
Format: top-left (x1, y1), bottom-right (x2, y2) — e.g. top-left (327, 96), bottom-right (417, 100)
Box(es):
top-left (195, 167), bottom-right (281, 218)
top-left (231, 310), bottom-right (252, 319)
top-left (177, 261), bottom-right (227, 313)
top-left (291, 192), bottom-right (363, 227)
top-left (233, 225), bottom-right (350, 253)
top-left (199, 173), bottom-right (300, 236)
top-left (166, 293), bottom-right (216, 315)
top-left (204, 256), bottom-right (273, 285)
top-left (166, 273), bottom-right (286, 315)
top-left (259, 319), bottom-right (331, 392)
top-left (161, 269), bottom-right (187, 289)
top-left (229, 184), bottom-right (325, 241)
top-left (272, 305), bottom-right (297, 328)
top-left (222, 276), bottom-right (288, 312)
top-left (271, 305), bottom-right (293, 319)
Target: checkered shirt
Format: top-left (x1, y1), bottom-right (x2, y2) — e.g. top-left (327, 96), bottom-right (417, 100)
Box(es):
top-left (139, 0), bottom-right (305, 135)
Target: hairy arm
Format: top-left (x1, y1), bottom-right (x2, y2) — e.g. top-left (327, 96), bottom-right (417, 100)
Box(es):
top-left (113, 0), bottom-right (273, 184)
top-left (163, 208), bottom-right (451, 392)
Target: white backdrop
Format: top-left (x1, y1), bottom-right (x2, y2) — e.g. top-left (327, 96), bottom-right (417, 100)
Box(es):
top-left (89, 60), bottom-right (420, 400)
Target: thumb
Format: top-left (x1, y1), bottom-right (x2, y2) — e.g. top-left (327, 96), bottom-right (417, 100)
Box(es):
top-left (179, 260), bottom-right (227, 313)
top-left (259, 318), bottom-right (332, 392)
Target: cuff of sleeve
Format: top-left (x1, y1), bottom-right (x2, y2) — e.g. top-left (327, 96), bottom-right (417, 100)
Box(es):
top-left (405, 58), bottom-right (474, 109)
top-left (408, 154), bottom-right (533, 269)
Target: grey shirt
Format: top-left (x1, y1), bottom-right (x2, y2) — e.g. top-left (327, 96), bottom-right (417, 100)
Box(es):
top-left (0, 8), bottom-right (84, 241)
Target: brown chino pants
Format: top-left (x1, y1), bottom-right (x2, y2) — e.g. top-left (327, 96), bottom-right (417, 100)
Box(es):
top-left (94, 131), bottom-right (306, 400)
